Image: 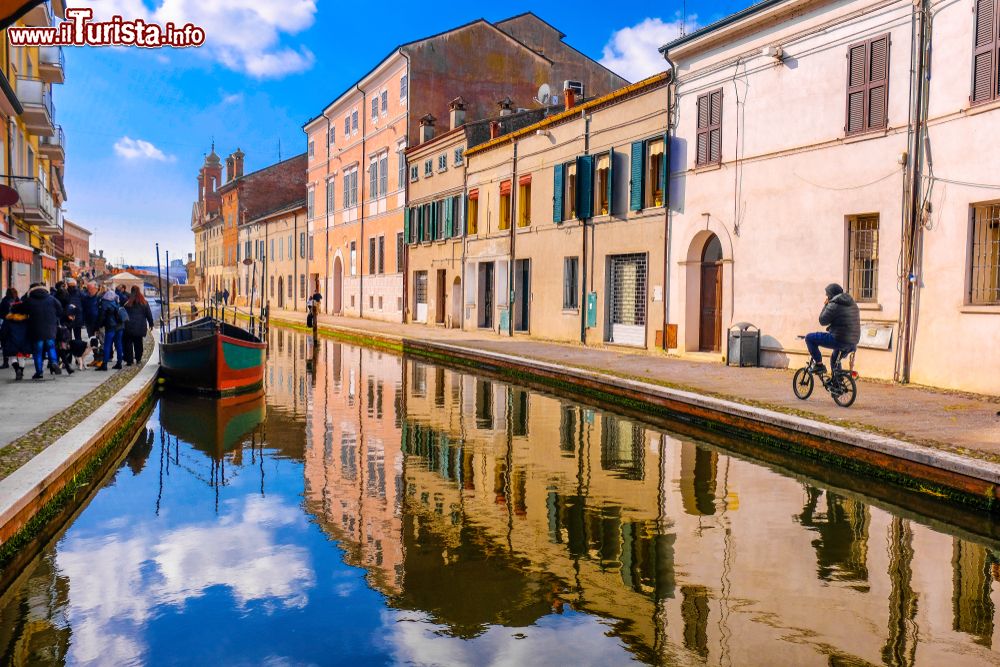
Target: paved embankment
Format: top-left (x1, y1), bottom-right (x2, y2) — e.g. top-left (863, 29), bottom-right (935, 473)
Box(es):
top-left (263, 307), bottom-right (1000, 508)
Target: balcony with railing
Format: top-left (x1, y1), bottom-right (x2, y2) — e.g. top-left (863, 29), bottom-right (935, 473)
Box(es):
top-left (13, 178), bottom-right (58, 233)
top-left (38, 46), bottom-right (64, 84)
top-left (39, 125), bottom-right (65, 163)
top-left (22, 2), bottom-right (53, 27)
top-left (15, 77), bottom-right (54, 136)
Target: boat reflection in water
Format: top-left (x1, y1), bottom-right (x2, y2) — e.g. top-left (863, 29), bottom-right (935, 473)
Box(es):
top-left (0, 328), bottom-right (998, 665)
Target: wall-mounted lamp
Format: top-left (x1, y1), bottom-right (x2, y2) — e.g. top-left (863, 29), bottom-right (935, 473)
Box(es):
top-left (762, 45), bottom-right (785, 62)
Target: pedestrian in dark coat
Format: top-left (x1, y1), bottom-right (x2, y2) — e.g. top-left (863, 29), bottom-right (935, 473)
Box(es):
top-left (53, 281), bottom-right (69, 309)
top-left (116, 285), bottom-right (129, 306)
top-left (1, 299), bottom-right (31, 380)
top-left (81, 282), bottom-right (100, 337)
top-left (64, 279), bottom-right (84, 341)
top-left (98, 290), bottom-right (124, 371)
top-left (123, 286), bottom-right (154, 366)
top-left (24, 284), bottom-right (63, 379)
top-left (805, 283), bottom-right (862, 373)
top-left (0, 288), bottom-right (16, 368)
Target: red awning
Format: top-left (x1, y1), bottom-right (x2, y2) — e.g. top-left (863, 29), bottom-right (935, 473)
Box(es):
top-left (0, 237), bottom-right (34, 265)
top-left (468, 188), bottom-right (479, 200)
top-left (500, 180), bottom-right (512, 196)
top-left (518, 174), bottom-right (532, 186)
top-left (41, 253), bottom-right (57, 271)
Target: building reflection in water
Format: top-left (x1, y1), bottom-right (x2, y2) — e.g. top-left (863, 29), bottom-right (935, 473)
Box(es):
top-left (299, 338), bottom-right (1000, 666)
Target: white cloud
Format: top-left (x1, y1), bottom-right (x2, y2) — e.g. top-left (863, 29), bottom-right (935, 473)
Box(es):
top-left (600, 17), bottom-right (699, 83)
top-left (221, 91), bottom-right (245, 105)
top-left (113, 136), bottom-right (174, 161)
top-left (73, 0), bottom-right (318, 78)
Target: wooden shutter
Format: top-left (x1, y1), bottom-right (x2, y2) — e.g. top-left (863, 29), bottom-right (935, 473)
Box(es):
top-left (867, 35), bottom-right (889, 130)
top-left (553, 163), bottom-right (564, 224)
top-left (629, 141), bottom-right (645, 211)
top-left (444, 196), bottom-right (453, 238)
top-left (607, 147), bottom-right (615, 216)
top-left (696, 90), bottom-right (722, 165)
top-left (846, 41), bottom-right (867, 134)
top-left (429, 203), bottom-right (438, 241)
top-left (973, 0), bottom-right (999, 104)
top-left (403, 207), bottom-right (411, 244)
top-left (576, 155), bottom-right (594, 219)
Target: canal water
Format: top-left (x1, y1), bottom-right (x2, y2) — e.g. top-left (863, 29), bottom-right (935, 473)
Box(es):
top-left (0, 328), bottom-right (998, 666)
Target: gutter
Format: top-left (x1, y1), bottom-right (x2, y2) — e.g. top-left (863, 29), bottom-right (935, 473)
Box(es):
top-left (658, 0), bottom-right (789, 55)
top-left (357, 83), bottom-right (366, 320)
top-left (661, 57), bottom-right (676, 352)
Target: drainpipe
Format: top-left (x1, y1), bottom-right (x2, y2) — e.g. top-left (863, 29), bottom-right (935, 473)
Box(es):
top-left (401, 49), bottom-right (411, 325)
top-left (899, 0), bottom-right (930, 383)
top-left (508, 142), bottom-right (517, 336)
top-left (293, 209), bottom-right (298, 312)
top-left (357, 83), bottom-right (367, 320)
top-left (661, 57), bottom-right (676, 352)
top-left (324, 114), bottom-right (331, 315)
top-left (580, 110), bottom-right (591, 345)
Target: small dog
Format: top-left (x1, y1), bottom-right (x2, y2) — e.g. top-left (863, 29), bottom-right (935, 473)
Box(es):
top-left (69, 339), bottom-right (89, 371)
top-left (88, 336), bottom-right (103, 368)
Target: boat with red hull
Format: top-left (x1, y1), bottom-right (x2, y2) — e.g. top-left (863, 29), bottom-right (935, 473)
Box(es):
top-left (160, 317), bottom-right (266, 395)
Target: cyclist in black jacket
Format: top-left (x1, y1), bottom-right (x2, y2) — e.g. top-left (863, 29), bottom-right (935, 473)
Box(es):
top-left (805, 283), bottom-right (861, 375)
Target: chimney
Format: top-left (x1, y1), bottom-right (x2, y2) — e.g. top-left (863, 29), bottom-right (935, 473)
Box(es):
top-left (449, 97), bottom-right (467, 130)
top-left (232, 148), bottom-right (245, 179)
top-left (497, 96), bottom-right (514, 117)
top-left (564, 88), bottom-right (576, 111)
top-left (225, 154), bottom-right (235, 182)
top-left (419, 114), bottom-right (436, 143)
top-left (489, 121), bottom-right (501, 139)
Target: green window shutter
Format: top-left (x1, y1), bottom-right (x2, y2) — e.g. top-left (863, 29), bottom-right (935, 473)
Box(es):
top-left (445, 197), bottom-right (453, 238)
top-left (629, 140), bottom-right (645, 212)
top-left (661, 133), bottom-right (669, 208)
top-left (431, 202), bottom-right (438, 241)
top-left (607, 147), bottom-right (615, 216)
top-left (576, 155), bottom-right (594, 219)
top-left (418, 206), bottom-right (425, 242)
top-left (552, 163), bottom-right (564, 224)
top-left (403, 207), bottom-right (411, 244)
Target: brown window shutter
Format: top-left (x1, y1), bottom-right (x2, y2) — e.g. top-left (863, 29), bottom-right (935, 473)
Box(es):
top-left (867, 35), bottom-right (889, 129)
top-left (972, 0), bottom-right (998, 104)
top-left (846, 41), bottom-right (868, 134)
top-left (696, 93), bottom-right (710, 165)
top-left (709, 89), bottom-right (723, 163)
top-left (695, 89), bottom-right (722, 166)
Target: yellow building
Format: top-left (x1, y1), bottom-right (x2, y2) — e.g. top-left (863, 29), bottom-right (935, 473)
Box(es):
top-left (0, 1), bottom-right (67, 293)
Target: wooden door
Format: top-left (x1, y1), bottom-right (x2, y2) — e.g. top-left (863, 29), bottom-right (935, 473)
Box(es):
top-left (436, 270), bottom-right (446, 324)
top-left (699, 264), bottom-right (721, 351)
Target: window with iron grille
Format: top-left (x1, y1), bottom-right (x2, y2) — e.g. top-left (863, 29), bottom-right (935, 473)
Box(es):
top-left (972, 0), bottom-right (999, 105)
top-left (845, 35), bottom-right (889, 135)
top-left (396, 232), bottom-right (404, 272)
top-left (300, 273), bottom-right (306, 297)
top-left (287, 275), bottom-right (293, 298)
top-left (970, 204), bottom-right (1000, 304)
top-left (847, 215), bottom-right (879, 302)
top-left (696, 89), bottom-right (722, 166)
top-left (369, 237), bottom-right (376, 274)
top-left (563, 257), bottom-right (579, 309)
top-left (378, 235), bottom-right (385, 274)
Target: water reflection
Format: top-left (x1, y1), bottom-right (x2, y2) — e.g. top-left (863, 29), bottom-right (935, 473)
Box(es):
top-left (0, 331), bottom-right (998, 665)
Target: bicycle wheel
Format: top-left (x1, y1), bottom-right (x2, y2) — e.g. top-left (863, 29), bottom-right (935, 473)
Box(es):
top-left (831, 373), bottom-right (857, 408)
top-left (792, 368), bottom-right (814, 400)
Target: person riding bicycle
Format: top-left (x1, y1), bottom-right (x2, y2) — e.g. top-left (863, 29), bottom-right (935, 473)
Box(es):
top-left (805, 283), bottom-right (860, 375)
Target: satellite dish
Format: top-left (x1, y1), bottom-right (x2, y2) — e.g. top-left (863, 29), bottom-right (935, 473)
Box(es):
top-left (536, 83), bottom-right (551, 105)
top-left (0, 184), bottom-right (19, 207)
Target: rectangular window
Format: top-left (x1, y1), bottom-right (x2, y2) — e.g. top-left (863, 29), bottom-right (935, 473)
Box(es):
top-left (369, 158), bottom-right (378, 200)
top-left (300, 232), bottom-right (306, 259)
top-left (410, 165), bottom-right (419, 182)
top-left (379, 153), bottom-right (388, 196)
top-left (308, 141), bottom-right (315, 158)
top-left (396, 232), bottom-right (404, 273)
top-left (371, 97), bottom-right (378, 122)
top-left (467, 192), bottom-right (479, 235)
top-left (517, 177), bottom-right (531, 228)
top-left (846, 35), bottom-right (889, 135)
top-left (369, 237), bottom-right (376, 275)
top-left (847, 215), bottom-right (879, 303)
top-left (378, 235), bottom-right (385, 274)
top-left (973, 0), bottom-right (1000, 104)
top-left (454, 147), bottom-right (464, 166)
top-left (270, 239), bottom-right (275, 261)
top-left (424, 159), bottom-right (433, 176)
top-left (438, 154), bottom-right (447, 172)
top-left (970, 203), bottom-right (1000, 304)
top-left (696, 89), bottom-right (723, 165)
top-left (381, 90), bottom-right (388, 114)
top-left (307, 189), bottom-right (315, 219)
top-left (329, 126), bottom-right (336, 146)
top-left (309, 234), bottom-right (314, 260)
top-left (351, 109), bottom-right (358, 133)
top-left (594, 153), bottom-right (610, 215)
top-left (563, 162), bottom-right (577, 220)
top-left (400, 75), bottom-right (408, 102)
top-left (300, 273), bottom-right (306, 297)
top-left (499, 181), bottom-right (512, 230)
top-left (344, 116), bottom-right (350, 137)
top-left (326, 178), bottom-right (334, 212)
top-left (350, 241), bottom-right (357, 276)
top-left (287, 234), bottom-right (293, 260)
top-left (645, 138), bottom-right (665, 208)
top-left (344, 166), bottom-right (358, 207)
top-left (270, 275), bottom-right (274, 297)
top-left (398, 148), bottom-right (406, 189)
top-left (287, 275), bottom-right (293, 298)
top-left (563, 257), bottom-right (579, 309)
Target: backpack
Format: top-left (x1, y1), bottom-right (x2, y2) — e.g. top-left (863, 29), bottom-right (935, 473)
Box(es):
top-left (117, 305), bottom-right (130, 325)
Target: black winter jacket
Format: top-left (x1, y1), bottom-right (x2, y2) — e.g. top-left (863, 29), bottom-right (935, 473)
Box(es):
top-left (24, 287), bottom-right (63, 341)
top-left (124, 302), bottom-right (154, 337)
top-left (98, 297), bottom-right (125, 331)
top-left (64, 286), bottom-right (83, 315)
top-left (818, 292), bottom-right (861, 346)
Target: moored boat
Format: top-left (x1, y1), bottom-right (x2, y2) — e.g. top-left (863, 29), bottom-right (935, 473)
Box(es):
top-left (160, 316), bottom-right (266, 395)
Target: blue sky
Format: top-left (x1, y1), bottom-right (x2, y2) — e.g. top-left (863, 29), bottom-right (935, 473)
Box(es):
top-left (62, 0), bottom-right (755, 265)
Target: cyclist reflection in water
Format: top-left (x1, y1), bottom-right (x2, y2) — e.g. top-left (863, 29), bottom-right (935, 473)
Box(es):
top-left (805, 283), bottom-right (861, 375)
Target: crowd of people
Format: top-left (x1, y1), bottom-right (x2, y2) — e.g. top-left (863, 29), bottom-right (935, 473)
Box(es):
top-left (0, 279), bottom-right (155, 381)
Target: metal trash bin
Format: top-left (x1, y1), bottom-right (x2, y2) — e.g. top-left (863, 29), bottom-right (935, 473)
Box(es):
top-left (727, 322), bottom-right (760, 367)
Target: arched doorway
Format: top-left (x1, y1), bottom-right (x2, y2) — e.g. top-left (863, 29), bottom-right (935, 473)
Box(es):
top-left (699, 235), bottom-right (723, 352)
top-left (277, 276), bottom-right (284, 309)
top-left (451, 276), bottom-right (462, 328)
top-left (332, 256), bottom-right (343, 315)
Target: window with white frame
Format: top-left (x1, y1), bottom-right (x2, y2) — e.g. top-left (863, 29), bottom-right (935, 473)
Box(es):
top-left (344, 165), bottom-right (358, 208)
top-left (410, 165), bottom-right (419, 182)
top-left (424, 159), bottom-right (433, 177)
top-left (381, 90), bottom-right (388, 115)
top-left (397, 145), bottom-right (406, 190)
top-left (351, 109), bottom-right (358, 133)
top-left (379, 152), bottom-right (388, 196)
top-left (344, 115), bottom-right (350, 137)
top-left (350, 241), bottom-right (357, 276)
top-left (326, 177), bottom-right (334, 212)
top-left (454, 148), bottom-right (463, 166)
top-left (371, 97), bottom-right (378, 122)
top-left (438, 154), bottom-right (447, 172)
top-left (329, 126), bottom-right (335, 146)
top-left (400, 75), bottom-right (408, 102)
top-left (308, 141), bottom-right (315, 158)
top-left (307, 189), bottom-right (315, 219)
top-left (369, 157), bottom-right (378, 200)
